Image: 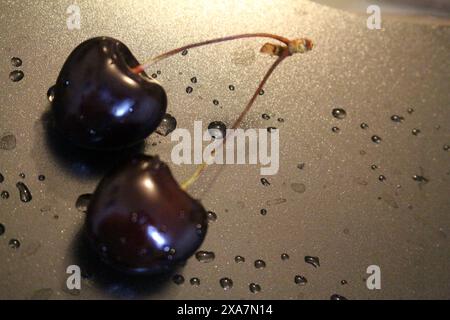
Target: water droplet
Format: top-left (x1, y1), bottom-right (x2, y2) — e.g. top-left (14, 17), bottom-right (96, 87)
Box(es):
top-left (9, 70), bottom-right (24, 82)
top-left (207, 210), bottom-right (217, 222)
top-left (291, 183), bottom-right (306, 194)
top-left (0, 224), bottom-right (5, 236)
top-left (156, 70), bottom-right (161, 75)
top-left (235, 255), bottom-right (245, 263)
top-left (254, 259), bottom-right (266, 269)
top-left (260, 208), bottom-right (267, 216)
top-left (212, 99), bottom-right (219, 106)
top-left (294, 275), bottom-right (308, 285)
top-left (75, 194), bottom-right (92, 213)
top-left (11, 57), bottom-right (22, 67)
top-left (281, 253), bottom-right (290, 260)
top-left (38, 175), bottom-right (45, 181)
top-left (9, 238), bottom-right (20, 249)
top-left (305, 256), bottom-right (320, 268)
top-left (186, 86), bottom-right (193, 94)
top-left (262, 113), bottom-right (270, 120)
top-left (332, 108), bottom-right (347, 119)
top-left (16, 182), bottom-right (32, 202)
top-left (249, 283), bottom-right (261, 293)
top-left (219, 277), bottom-right (233, 290)
top-left (47, 86), bottom-right (55, 102)
top-left (360, 123), bottom-right (369, 129)
top-left (330, 294), bottom-right (347, 300)
top-left (190, 77), bottom-right (197, 83)
top-left (190, 277), bottom-right (200, 286)
top-left (208, 121), bottom-right (226, 139)
top-left (1, 191), bottom-right (10, 199)
top-left (443, 145), bottom-right (450, 151)
top-left (19, 173), bottom-right (25, 179)
top-left (151, 73), bottom-right (157, 78)
top-left (332, 126), bottom-right (340, 133)
top-left (412, 175), bottom-right (428, 183)
top-left (341, 280), bottom-right (348, 285)
top-left (391, 115), bottom-right (404, 122)
top-left (259, 89), bottom-right (265, 95)
top-left (378, 175), bottom-right (386, 182)
top-left (195, 251), bottom-right (215, 263)
top-left (156, 113), bottom-right (177, 137)
top-left (181, 49), bottom-right (188, 56)
top-left (0, 133), bottom-right (16, 150)
top-left (172, 274), bottom-right (185, 285)
top-left (412, 128), bottom-right (421, 136)
top-left (228, 85), bottom-right (235, 91)
top-left (260, 178), bottom-right (270, 186)
top-left (407, 108), bottom-right (414, 114)
top-left (277, 118), bottom-right (284, 123)
top-left (371, 135), bottom-right (382, 144)
top-left (371, 165), bottom-right (378, 170)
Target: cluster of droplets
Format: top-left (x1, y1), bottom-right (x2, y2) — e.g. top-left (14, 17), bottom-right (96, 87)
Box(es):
top-left (9, 57), bottom-right (24, 82)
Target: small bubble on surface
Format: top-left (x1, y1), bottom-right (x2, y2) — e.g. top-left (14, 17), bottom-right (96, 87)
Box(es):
top-left (9, 238), bottom-right (20, 249)
top-left (371, 135), bottom-right (382, 144)
top-left (75, 194), bottom-right (92, 213)
top-left (172, 274), bottom-right (185, 285)
top-left (156, 113), bottom-right (177, 137)
top-left (249, 283), bottom-right (261, 293)
top-left (294, 275), bottom-right (308, 285)
top-left (16, 182), bottom-right (32, 202)
top-left (195, 251), bottom-right (215, 263)
top-left (305, 256), bottom-right (320, 268)
top-left (219, 278), bottom-right (233, 290)
top-left (9, 70), bottom-right (24, 82)
top-left (332, 108), bottom-right (347, 119)
top-left (11, 57), bottom-right (22, 67)
top-left (207, 211), bottom-right (217, 222)
top-left (1, 191), bottom-right (10, 199)
top-left (330, 294), bottom-right (347, 300)
top-left (190, 278), bottom-right (200, 286)
top-left (254, 259), bottom-right (266, 269)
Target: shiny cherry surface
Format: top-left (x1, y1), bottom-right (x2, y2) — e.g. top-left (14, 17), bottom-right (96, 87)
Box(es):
top-left (86, 154), bottom-right (208, 274)
top-left (52, 37), bottom-right (167, 149)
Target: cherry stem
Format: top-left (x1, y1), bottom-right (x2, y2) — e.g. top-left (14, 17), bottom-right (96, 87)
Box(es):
top-left (180, 50), bottom-right (289, 190)
top-left (131, 33), bottom-right (313, 190)
top-left (132, 33), bottom-right (290, 73)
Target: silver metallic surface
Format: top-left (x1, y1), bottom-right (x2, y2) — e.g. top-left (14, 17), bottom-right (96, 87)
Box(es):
top-left (0, 0), bottom-right (449, 299)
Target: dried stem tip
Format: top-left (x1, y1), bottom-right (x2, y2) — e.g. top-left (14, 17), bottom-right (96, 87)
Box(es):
top-left (260, 38), bottom-right (314, 57)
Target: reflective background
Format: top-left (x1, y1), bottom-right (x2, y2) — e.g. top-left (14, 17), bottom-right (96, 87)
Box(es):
top-left (0, 0), bottom-right (449, 299)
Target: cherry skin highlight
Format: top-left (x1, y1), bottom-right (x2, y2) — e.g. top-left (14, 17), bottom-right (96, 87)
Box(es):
top-left (51, 37), bottom-right (167, 150)
top-left (86, 154), bottom-right (208, 274)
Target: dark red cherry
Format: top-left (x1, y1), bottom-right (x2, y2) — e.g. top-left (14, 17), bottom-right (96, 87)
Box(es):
top-left (85, 154), bottom-right (208, 274)
top-left (51, 37), bottom-right (167, 149)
